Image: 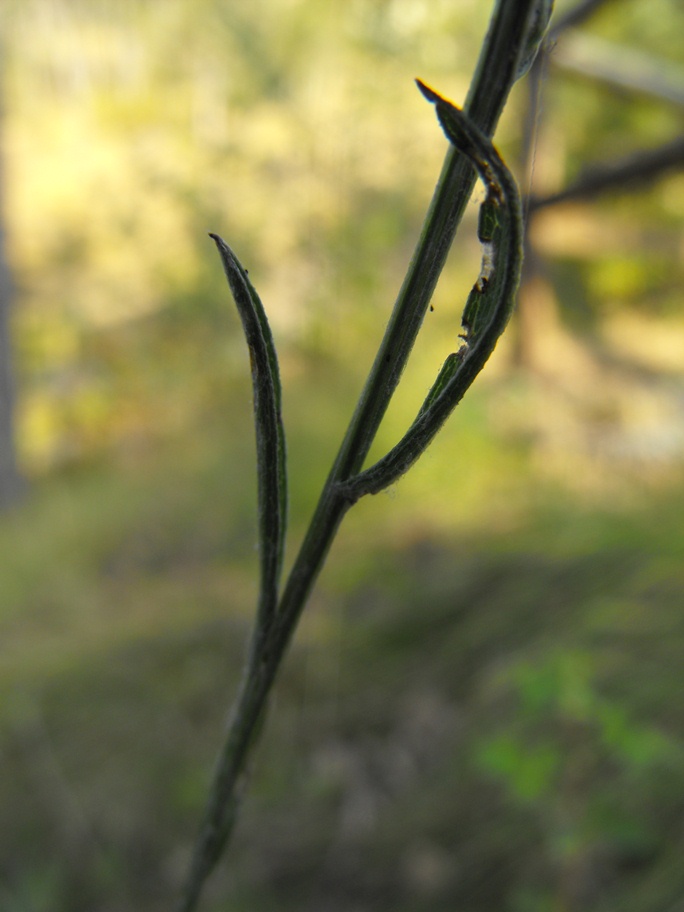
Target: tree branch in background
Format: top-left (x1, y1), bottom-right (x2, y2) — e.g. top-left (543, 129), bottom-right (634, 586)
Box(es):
top-left (513, 0), bottom-right (684, 369)
top-left (550, 33), bottom-right (684, 108)
top-left (528, 135), bottom-right (684, 212)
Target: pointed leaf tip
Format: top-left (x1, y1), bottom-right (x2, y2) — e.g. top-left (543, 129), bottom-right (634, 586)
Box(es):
top-left (415, 79), bottom-right (444, 106)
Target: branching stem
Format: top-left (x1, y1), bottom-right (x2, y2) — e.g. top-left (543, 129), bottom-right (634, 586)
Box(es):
top-left (177, 2), bottom-right (547, 910)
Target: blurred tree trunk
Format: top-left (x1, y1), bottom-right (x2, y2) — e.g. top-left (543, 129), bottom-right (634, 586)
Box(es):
top-left (0, 82), bottom-right (22, 508)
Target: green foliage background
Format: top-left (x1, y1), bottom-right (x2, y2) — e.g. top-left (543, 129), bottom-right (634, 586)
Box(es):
top-left (1, 1), bottom-right (683, 910)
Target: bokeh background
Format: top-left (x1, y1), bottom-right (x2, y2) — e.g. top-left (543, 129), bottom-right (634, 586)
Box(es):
top-left (1, 1), bottom-right (684, 910)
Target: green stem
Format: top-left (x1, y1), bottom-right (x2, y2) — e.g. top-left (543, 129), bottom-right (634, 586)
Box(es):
top-left (276, 0), bottom-right (539, 643)
top-left (177, 2), bottom-right (544, 909)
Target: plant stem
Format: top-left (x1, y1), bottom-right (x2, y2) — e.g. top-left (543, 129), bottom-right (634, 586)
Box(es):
top-left (276, 0), bottom-right (540, 660)
top-left (178, 2), bottom-right (543, 909)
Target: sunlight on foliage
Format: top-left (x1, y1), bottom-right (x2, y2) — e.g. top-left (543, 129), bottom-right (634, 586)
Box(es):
top-left (1, 2), bottom-right (684, 909)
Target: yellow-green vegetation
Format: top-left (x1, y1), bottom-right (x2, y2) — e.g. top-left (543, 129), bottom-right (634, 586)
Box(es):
top-left (2, 427), bottom-right (684, 911)
top-left (1, 0), bottom-right (684, 910)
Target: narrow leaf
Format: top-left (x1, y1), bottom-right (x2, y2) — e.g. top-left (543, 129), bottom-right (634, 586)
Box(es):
top-left (338, 85), bottom-right (524, 502)
top-left (210, 234), bottom-right (287, 621)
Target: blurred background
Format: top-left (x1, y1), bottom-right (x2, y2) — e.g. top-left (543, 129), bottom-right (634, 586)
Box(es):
top-left (1, 1), bottom-right (683, 910)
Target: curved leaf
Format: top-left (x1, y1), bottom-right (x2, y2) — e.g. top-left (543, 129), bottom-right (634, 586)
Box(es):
top-left (210, 234), bottom-right (287, 622)
top-left (338, 84), bottom-right (524, 502)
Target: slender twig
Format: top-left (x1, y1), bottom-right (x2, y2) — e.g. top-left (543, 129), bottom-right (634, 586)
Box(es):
top-left (528, 136), bottom-right (684, 212)
top-left (177, 2), bottom-right (546, 910)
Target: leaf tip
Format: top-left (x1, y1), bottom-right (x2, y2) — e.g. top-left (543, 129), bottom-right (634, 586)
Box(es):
top-left (416, 79), bottom-right (446, 107)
